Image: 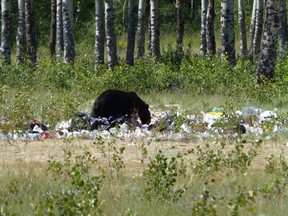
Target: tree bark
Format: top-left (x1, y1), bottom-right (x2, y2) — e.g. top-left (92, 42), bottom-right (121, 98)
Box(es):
top-left (126, 0), bottom-right (137, 65)
top-left (176, 0), bottom-right (184, 53)
top-left (136, 0), bottom-right (146, 58)
top-left (25, 0), bottom-right (37, 67)
top-left (200, 0), bottom-right (207, 55)
top-left (220, 0), bottom-right (235, 65)
top-left (150, 0), bottom-right (160, 61)
top-left (16, 0), bottom-right (26, 65)
top-left (206, 0), bottom-right (215, 55)
top-left (94, 0), bottom-right (105, 71)
top-left (252, 0), bottom-right (264, 58)
top-left (0, 0), bottom-right (11, 64)
top-left (62, 0), bottom-right (75, 63)
top-left (257, 0), bottom-right (280, 83)
top-left (56, 0), bottom-right (64, 58)
top-left (50, 0), bottom-right (57, 57)
top-left (249, 0), bottom-right (257, 52)
top-left (278, 0), bottom-right (288, 55)
top-left (238, 0), bottom-right (247, 56)
top-left (105, 0), bottom-right (118, 69)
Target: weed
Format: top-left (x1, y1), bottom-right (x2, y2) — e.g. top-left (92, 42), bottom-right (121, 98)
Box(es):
top-left (39, 148), bottom-right (103, 215)
top-left (143, 150), bottom-right (186, 202)
top-left (94, 137), bottom-right (126, 176)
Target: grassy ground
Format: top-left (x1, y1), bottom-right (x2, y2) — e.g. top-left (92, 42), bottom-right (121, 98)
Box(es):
top-left (1, 134), bottom-right (288, 215)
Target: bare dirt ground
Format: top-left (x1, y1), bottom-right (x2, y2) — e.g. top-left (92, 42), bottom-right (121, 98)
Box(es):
top-left (1, 136), bottom-right (288, 173)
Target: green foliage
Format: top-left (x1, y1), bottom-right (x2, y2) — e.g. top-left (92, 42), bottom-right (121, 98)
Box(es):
top-left (191, 139), bottom-right (262, 176)
top-left (94, 138), bottom-right (126, 176)
top-left (228, 186), bottom-right (256, 216)
top-left (191, 188), bottom-right (218, 216)
top-left (143, 150), bottom-right (186, 202)
top-left (40, 148), bottom-right (103, 215)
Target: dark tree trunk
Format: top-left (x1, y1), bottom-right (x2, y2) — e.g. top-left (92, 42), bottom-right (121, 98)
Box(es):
top-left (220, 0), bottom-right (235, 65)
top-left (176, 0), bottom-right (184, 53)
top-left (94, 0), bottom-right (105, 71)
top-left (206, 0), bottom-right (216, 55)
top-left (25, 0), bottom-right (37, 66)
top-left (136, 0), bottom-right (146, 58)
top-left (0, 0), bottom-right (11, 64)
top-left (62, 0), bottom-right (75, 63)
top-left (50, 0), bottom-right (57, 57)
top-left (257, 0), bottom-right (280, 83)
top-left (126, 0), bottom-right (137, 65)
top-left (278, 0), bottom-right (288, 55)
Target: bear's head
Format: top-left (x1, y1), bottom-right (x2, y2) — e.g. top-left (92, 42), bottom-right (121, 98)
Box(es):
top-left (138, 104), bottom-right (151, 125)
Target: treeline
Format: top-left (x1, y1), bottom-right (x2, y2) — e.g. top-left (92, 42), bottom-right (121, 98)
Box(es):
top-left (0, 0), bottom-right (286, 83)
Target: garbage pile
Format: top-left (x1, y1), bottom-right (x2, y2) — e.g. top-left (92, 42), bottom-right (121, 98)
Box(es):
top-left (0, 106), bottom-right (285, 141)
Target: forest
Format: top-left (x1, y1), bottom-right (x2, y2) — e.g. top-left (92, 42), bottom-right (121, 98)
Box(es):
top-left (1, 0), bottom-right (288, 215)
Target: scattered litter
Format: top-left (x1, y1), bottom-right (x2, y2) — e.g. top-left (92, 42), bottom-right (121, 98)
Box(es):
top-left (0, 107), bottom-right (287, 141)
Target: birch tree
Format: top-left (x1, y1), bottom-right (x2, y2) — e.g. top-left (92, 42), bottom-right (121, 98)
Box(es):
top-left (150, 0), bottom-right (160, 61)
top-left (251, 0), bottom-right (264, 58)
top-left (238, 0), bottom-right (247, 56)
top-left (176, 0), bottom-right (184, 53)
top-left (56, 0), bottom-right (64, 58)
top-left (278, 0), bottom-right (288, 55)
top-left (200, 0), bottom-right (207, 55)
top-left (16, 0), bottom-right (26, 65)
top-left (249, 0), bottom-right (257, 53)
top-left (50, 0), bottom-right (57, 57)
top-left (105, 0), bottom-right (118, 69)
top-left (25, 0), bottom-right (36, 66)
top-left (62, 0), bottom-right (75, 63)
top-left (257, 0), bottom-right (280, 83)
top-left (126, 0), bottom-right (137, 65)
top-left (220, 0), bottom-right (235, 65)
top-left (206, 0), bottom-right (215, 55)
top-left (0, 0), bottom-right (11, 64)
top-left (94, 0), bottom-right (105, 71)
top-left (136, 0), bottom-right (146, 58)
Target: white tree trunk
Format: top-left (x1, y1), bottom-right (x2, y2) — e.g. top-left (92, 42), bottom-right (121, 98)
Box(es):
top-left (238, 0), bottom-right (247, 56)
top-left (200, 0), bottom-right (207, 55)
top-left (94, 0), bottom-right (105, 71)
top-left (16, 0), bottom-right (26, 65)
top-left (0, 0), bottom-right (11, 64)
top-left (252, 0), bottom-right (263, 57)
top-left (56, 0), bottom-right (64, 58)
top-left (136, 0), bottom-right (146, 58)
top-left (150, 0), bottom-right (160, 61)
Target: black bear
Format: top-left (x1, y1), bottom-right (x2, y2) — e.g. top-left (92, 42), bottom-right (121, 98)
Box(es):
top-left (91, 90), bottom-right (151, 125)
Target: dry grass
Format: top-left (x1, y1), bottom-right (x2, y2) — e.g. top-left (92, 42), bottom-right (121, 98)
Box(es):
top-left (1, 136), bottom-right (288, 171)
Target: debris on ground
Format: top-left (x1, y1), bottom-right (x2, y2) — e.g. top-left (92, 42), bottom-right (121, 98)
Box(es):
top-left (0, 106), bottom-right (286, 141)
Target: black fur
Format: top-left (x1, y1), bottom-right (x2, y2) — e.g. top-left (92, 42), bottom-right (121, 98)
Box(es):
top-left (91, 90), bottom-right (151, 124)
